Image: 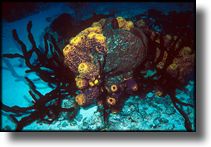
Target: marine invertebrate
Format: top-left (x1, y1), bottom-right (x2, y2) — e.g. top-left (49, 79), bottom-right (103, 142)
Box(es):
top-left (110, 84), bottom-right (118, 92)
top-left (1, 10), bottom-right (195, 131)
top-left (1, 21), bottom-right (78, 130)
top-left (116, 16), bottom-right (134, 31)
top-left (75, 77), bottom-right (88, 89)
top-left (107, 97), bottom-right (116, 106)
top-left (75, 94), bottom-right (86, 106)
top-left (63, 17), bottom-right (148, 110)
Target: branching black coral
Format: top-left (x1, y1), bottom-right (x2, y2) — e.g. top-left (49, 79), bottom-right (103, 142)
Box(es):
top-left (2, 21), bottom-right (78, 130)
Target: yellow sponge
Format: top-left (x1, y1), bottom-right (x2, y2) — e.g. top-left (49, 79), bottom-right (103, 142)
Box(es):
top-left (75, 94), bottom-right (86, 106)
top-left (116, 17), bottom-right (134, 31)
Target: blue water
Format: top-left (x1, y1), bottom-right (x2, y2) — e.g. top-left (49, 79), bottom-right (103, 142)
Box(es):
top-left (1, 2), bottom-right (195, 131)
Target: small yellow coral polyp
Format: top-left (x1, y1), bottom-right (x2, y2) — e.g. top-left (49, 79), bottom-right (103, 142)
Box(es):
top-left (116, 17), bottom-right (127, 28)
top-left (82, 26), bottom-right (102, 35)
top-left (75, 78), bottom-right (87, 89)
top-left (88, 33), bottom-right (106, 43)
top-left (111, 84), bottom-right (118, 92)
top-left (86, 26), bottom-right (106, 43)
top-left (94, 79), bottom-right (99, 85)
top-left (77, 62), bottom-right (99, 78)
top-left (78, 62), bottom-right (89, 74)
top-left (63, 44), bottom-right (76, 56)
top-left (67, 24), bottom-right (106, 55)
top-left (89, 81), bottom-right (95, 87)
top-left (75, 94), bottom-right (86, 106)
top-left (87, 32), bottom-right (96, 39)
top-left (124, 21), bottom-right (134, 31)
top-left (107, 97), bottom-right (117, 105)
top-left (116, 17), bottom-right (134, 31)
top-left (95, 34), bottom-right (106, 43)
top-left (70, 35), bottom-right (82, 46)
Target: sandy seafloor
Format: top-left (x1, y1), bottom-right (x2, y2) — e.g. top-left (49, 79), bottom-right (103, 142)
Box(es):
top-left (1, 2), bottom-right (195, 131)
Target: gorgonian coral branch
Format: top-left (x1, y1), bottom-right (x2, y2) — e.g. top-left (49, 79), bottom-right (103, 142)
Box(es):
top-left (2, 21), bottom-right (78, 130)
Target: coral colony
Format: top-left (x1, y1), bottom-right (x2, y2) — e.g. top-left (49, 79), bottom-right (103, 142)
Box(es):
top-left (1, 7), bottom-right (195, 131)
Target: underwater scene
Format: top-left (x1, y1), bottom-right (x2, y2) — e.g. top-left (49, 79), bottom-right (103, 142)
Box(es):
top-left (1, 2), bottom-right (195, 131)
